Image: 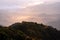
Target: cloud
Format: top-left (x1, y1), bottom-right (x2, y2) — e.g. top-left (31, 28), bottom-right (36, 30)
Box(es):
top-left (13, 2), bottom-right (60, 29)
top-left (0, 0), bottom-right (60, 9)
top-left (0, 0), bottom-right (44, 9)
top-left (0, 2), bottom-right (60, 30)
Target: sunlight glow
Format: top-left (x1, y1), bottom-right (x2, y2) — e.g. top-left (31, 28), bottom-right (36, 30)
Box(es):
top-left (11, 16), bottom-right (31, 22)
top-left (27, 2), bottom-right (44, 7)
top-left (18, 1), bottom-right (44, 8)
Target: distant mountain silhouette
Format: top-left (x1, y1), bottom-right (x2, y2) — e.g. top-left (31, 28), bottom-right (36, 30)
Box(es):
top-left (0, 21), bottom-right (60, 40)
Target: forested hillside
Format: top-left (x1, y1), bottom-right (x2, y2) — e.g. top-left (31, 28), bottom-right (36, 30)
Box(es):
top-left (0, 21), bottom-right (60, 40)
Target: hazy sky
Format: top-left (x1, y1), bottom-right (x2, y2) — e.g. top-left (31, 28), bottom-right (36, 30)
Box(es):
top-left (0, 0), bottom-right (60, 9)
top-left (0, 0), bottom-right (60, 30)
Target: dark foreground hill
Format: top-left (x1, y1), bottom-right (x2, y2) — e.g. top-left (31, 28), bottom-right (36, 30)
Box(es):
top-left (0, 21), bottom-right (60, 40)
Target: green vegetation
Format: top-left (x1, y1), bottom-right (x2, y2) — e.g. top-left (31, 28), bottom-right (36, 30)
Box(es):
top-left (0, 21), bottom-right (60, 40)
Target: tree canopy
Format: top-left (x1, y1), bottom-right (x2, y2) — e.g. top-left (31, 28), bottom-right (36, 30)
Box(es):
top-left (0, 21), bottom-right (60, 40)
